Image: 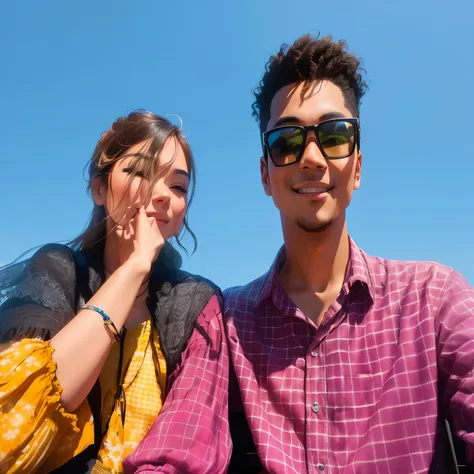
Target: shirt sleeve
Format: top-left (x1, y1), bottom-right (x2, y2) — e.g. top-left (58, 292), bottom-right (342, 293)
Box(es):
top-left (0, 338), bottom-right (94, 473)
top-left (123, 294), bottom-right (231, 474)
top-left (435, 270), bottom-right (474, 469)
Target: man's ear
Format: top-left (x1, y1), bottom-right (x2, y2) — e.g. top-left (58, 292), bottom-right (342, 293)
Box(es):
top-left (91, 176), bottom-right (107, 206)
top-left (353, 150), bottom-right (362, 191)
top-left (260, 157), bottom-right (272, 196)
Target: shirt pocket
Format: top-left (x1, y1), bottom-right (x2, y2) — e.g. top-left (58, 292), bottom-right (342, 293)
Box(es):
top-left (328, 372), bottom-right (380, 427)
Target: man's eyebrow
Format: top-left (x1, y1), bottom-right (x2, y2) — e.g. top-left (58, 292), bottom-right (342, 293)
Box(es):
top-left (318, 111), bottom-right (347, 121)
top-left (271, 111), bottom-right (348, 129)
top-left (272, 116), bottom-right (303, 128)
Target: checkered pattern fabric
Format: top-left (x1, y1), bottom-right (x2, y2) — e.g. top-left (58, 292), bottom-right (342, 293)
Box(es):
top-left (123, 295), bottom-right (231, 473)
top-left (224, 238), bottom-right (474, 473)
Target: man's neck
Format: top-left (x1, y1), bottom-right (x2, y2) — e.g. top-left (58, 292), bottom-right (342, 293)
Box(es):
top-left (279, 217), bottom-right (350, 295)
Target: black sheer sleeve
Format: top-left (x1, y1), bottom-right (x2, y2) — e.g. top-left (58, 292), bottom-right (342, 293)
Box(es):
top-left (0, 244), bottom-right (77, 342)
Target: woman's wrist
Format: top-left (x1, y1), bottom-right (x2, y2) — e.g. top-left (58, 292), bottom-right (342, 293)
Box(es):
top-left (122, 254), bottom-right (152, 278)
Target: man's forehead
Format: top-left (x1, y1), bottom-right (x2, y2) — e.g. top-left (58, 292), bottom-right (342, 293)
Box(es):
top-left (268, 80), bottom-right (349, 129)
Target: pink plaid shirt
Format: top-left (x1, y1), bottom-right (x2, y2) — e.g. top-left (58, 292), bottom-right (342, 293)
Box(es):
top-left (224, 239), bottom-right (474, 473)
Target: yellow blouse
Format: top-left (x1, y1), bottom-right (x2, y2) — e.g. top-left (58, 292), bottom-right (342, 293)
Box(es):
top-left (0, 319), bottom-right (167, 474)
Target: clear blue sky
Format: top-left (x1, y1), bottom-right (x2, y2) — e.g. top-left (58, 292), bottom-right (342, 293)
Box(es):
top-left (1, 0), bottom-right (473, 288)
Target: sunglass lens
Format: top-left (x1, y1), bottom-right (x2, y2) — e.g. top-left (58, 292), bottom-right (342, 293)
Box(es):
top-left (267, 127), bottom-right (304, 166)
top-left (318, 120), bottom-right (355, 158)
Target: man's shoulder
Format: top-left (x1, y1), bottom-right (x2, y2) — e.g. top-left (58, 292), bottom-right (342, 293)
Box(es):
top-left (223, 272), bottom-right (268, 311)
top-left (363, 251), bottom-right (458, 292)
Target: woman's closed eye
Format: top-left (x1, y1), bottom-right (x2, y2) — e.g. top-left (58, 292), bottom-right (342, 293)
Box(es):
top-left (171, 184), bottom-right (188, 194)
top-left (123, 167), bottom-right (147, 178)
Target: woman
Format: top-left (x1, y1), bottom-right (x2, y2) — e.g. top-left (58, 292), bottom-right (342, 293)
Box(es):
top-left (0, 111), bottom-right (229, 473)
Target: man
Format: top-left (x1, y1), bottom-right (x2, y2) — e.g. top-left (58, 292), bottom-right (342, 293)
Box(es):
top-left (224, 34), bottom-right (474, 473)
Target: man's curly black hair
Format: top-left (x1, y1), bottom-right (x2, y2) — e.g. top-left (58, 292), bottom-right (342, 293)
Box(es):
top-left (252, 34), bottom-right (368, 135)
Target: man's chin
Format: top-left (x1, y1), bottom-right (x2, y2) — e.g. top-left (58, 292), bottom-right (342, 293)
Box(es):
top-left (296, 217), bottom-right (333, 233)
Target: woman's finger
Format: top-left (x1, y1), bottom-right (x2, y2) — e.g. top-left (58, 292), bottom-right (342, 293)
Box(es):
top-left (116, 205), bottom-right (139, 229)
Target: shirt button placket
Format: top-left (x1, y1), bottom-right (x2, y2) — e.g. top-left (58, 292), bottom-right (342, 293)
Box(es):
top-left (307, 346), bottom-right (324, 472)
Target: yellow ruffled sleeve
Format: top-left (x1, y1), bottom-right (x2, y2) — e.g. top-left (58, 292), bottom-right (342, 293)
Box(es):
top-left (0, 339), bottom-right (95, 474)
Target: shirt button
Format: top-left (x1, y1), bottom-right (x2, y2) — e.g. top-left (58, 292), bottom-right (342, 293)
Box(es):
top-left (317, 463), bottom-right (325, 471)
top-left (311, 351), bottom-right (317, 357)
top-left (312, 402), bottom-right (320, 413)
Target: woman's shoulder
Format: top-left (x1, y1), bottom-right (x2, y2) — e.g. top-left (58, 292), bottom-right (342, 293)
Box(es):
top-left (19, 244), bottom-right (78, 291)
top-left (152, 266), bottom-right (220, 302)
top-left (0, 243), bottom-right (77, 287)
top-left (0, 244), bottom-right (79, 341)
top-left (31, 243), bottom-right (76, 261)
top-left (25, 243), bottom-right (77, 280)
top-left (174, 268), bottom-right (220, 291)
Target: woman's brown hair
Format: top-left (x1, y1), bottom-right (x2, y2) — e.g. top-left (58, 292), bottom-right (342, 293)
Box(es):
top-left (70, 110), bottom-right (197, 258)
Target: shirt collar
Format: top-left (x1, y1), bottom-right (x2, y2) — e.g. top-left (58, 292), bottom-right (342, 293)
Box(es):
top-left (343, 236), bottom-right (375, 303)
top-left (255, 236), bottom-right (375, 307)
top-left (255, 246), bottom-right (285, 307)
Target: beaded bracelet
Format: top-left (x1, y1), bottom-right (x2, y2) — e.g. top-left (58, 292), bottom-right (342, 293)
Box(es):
top-left (83, 305), bottom-right (121, 342)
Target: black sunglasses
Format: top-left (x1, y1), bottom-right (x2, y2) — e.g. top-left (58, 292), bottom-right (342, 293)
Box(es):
top-left (262, 118), bottom-right (360, 167)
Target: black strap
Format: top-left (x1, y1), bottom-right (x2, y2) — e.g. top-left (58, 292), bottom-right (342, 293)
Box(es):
top-left (228, 411), bottom-right (263, 474)
top-left (100, 329), bottom-right (127, 438)
top-left (149, 320), bottom-right (165, 387)
top-left (115, 329), bottom-right (127, 427)
top-left (445, 418), bottom-right (469, 473)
